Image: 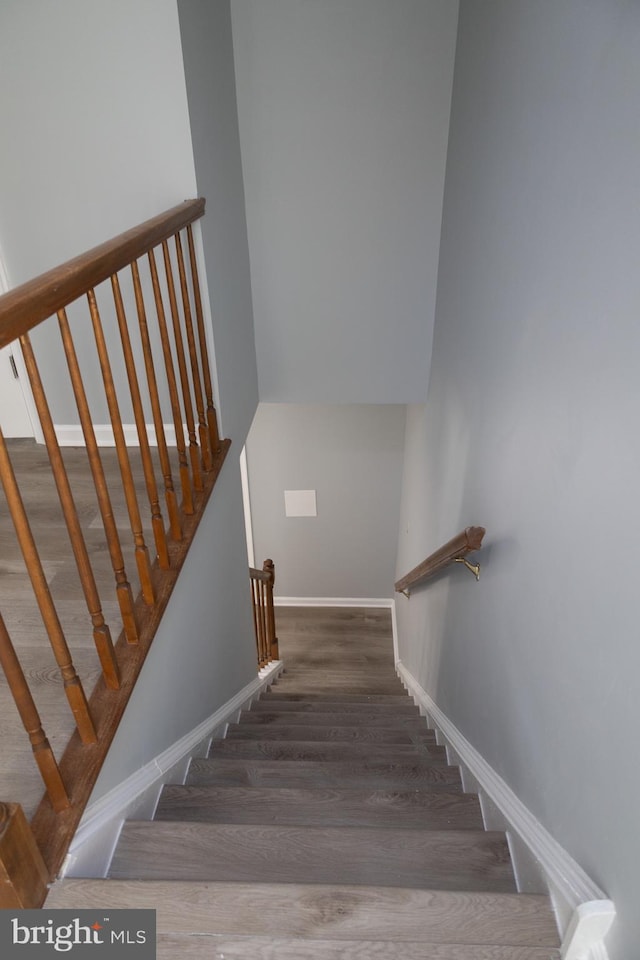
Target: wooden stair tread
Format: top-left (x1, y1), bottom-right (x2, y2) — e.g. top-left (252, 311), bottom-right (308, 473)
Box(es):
top-left (278, 623), bottom-right (394, 635)
top-left (155, 785), bottom-right (483, 829)
top-left (277, 666), bottom-right (400, 675)
top-left (45, 881), bottom-right (559, 947)
top-left (270, 686), bottom-right (407, 696)
top-left (274, 671), bottom-right (403, 682)
top-left (263, 693), bottom-right (414, 704)
top-left (277, 654), bottom-right (397, 667)
top-left (239, 710), bottom-right (430, 729)
top-left (225, 722), bottom-right (439, 745)
top-left (271, 679), bottom-right (406, 695)
top-left (109, 822), bottom-right (515, 892)
top-left (188, 756), bottom-right (463, 791)
top-left (279, 639), bottom-right (396, 652)
top-left (276, 607), bottom-right (391, 626)
top-left (251, 699), bottom-right (419, 715)
top-left (279, 649), bottom-right (396, 661)
top-left (209, 738), bottom-right (448, 763)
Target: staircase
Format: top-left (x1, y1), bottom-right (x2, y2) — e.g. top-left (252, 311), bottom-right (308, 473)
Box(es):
top-left (47, 607), bottom-right (560, 958)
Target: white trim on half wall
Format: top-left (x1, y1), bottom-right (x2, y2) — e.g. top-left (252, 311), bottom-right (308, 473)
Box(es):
top-left (61, 660), bottom-right (283, 880)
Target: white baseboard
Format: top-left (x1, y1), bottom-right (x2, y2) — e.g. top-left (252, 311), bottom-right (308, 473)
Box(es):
top-left (390, 599), bottom-right (399, 670)
top-left (273, 596), bottom-right (394, 608)
top-left (61, 660), bottom-right (284, 879)
top-left (396, 660), bottom-right (615, 960)
top-left (54, 423), bottom-right (182, 447)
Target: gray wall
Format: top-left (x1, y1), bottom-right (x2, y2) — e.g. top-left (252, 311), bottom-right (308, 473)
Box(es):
top-left (178, 0), bottom-right (259, 445)
top-left (231, 0), bottom-right (458, 404)
top-left (395, 4), bottom-right (640, 958)
top-left (247, 404), bottom-right (405, 598)
top-left (0, 0), bottom-right (199, 423)
top-left (91, 454), bottom-right (257, 800)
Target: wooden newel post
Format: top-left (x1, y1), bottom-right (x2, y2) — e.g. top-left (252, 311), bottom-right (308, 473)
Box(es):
top-left (0, 803), bottom-right (49, 908)
top-left (263, 559), bottom-right (279, 661)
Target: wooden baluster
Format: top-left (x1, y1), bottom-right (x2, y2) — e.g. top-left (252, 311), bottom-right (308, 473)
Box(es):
top-left (86, 288), bottom-right (154, 605)
top-left (0, 613), bottom-right (69, 811)
top-left (186, 224), bottom-right (220, 455)
top-left (19, 333), bottom-right (120, 690)
top-left (161, 239), bottom-right (203, 492)
top-left (111, 271), bottom-right (169, 570)
top-left (250, 579), bottom-right (261, 666)
top-left (147, 247), bottom-right (191, 522)
top-left (254, 580), bottom-right (262, 666)
top-left (0, 429), bottom-right (96, 744)
top-left (257, 581), bottom-right (264, 666)
top-left (263, 558), bottom-right (279, 660)
top-left (263, 583), bottom-right (270, 663)
top-left (259, 581), bottom-right (268, 666)
top-left (0, 803), bottom-right (49, 908)
top-left (174, 231), bottom-right (211, 472)
top-left (58, 308), bottom-right (139, 643)
top-left (251, 575), bottom-right (267, 668)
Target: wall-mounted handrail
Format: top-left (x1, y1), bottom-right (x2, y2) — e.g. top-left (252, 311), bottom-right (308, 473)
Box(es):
top-left (250, 559), bottom-right (279, 667)
top-left (0, 199), bottom-right (229, 906)
top-left (395, 526), bottom-right (486, 596)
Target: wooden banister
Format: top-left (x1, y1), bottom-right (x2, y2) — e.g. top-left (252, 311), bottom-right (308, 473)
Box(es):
top-left (250, 560), bottom-right (279, 667)
top-left (0, 198), bottom-right (229, 905)
top-left (395, 526), bottom-right (486, 595)
top-left (0, 199), bottom-right (205, 348)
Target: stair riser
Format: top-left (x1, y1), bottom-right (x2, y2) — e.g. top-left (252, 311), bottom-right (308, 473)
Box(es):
top-left (276, 617), bottom-right (392, 631)
top-left (240, 711), bottom-right (430, 729)
top-left (272, 681), bottom-right (406, 695)
top-left (209, 740), bottom-right (448, 763)
top-left (225, 724), bottom-right (439, 745)
top-left (251, 700), bottom-right (419, 715)
top-left (156, 935), bottom-right (560, 959)
top-left (274, 655), bottom-right (397, 667)
top-left (263, 693), bottom-right (413, 704)
top-left (188, 758), bottom-right (463, 791)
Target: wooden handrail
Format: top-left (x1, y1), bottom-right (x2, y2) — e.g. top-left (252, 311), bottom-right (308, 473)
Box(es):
top-left (0, 199), bottom-right (229, 905)
top-left (250, 559), bottom-right (279, 667)
top-left (395, 526), bottom-right (486, 595)
top-left (0, 199), bottom-right (204, 349)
